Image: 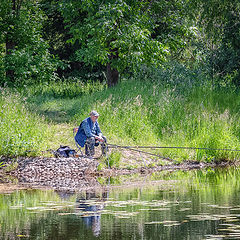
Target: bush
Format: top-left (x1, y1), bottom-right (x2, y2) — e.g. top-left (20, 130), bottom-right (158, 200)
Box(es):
top-left (3, 40), bottom-right (58, 87)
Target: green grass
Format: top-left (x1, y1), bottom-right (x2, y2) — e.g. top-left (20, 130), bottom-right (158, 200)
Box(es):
top-left (0, 89), bottom-right (51, 156)
top-left (2, 66), bottom-right (240, 162)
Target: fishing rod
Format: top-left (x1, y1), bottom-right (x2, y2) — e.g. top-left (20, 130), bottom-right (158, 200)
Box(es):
top-left (106, 143), bottom-right (240, 163)
top-left (107, 144), bottom-right (240, 152)
top-left (107, 144), bottom-right (174, 162)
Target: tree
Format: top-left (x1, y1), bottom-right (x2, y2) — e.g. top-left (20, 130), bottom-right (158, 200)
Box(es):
top-left (187, 0), bottom-right (240, 85)
top-left (0, 0), bottom-right (19, 81)
top-left (0, 0), bottom-right (58, 86)
top-left (60, 0), bottom-right (170, 87)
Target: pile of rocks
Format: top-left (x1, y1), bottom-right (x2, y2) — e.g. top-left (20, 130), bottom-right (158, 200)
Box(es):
top-left (8, 156), bottom-right (100, 191)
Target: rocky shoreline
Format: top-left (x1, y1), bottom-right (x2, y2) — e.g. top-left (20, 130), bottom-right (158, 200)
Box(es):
top-left (0, 156), bottom-right (236, 191)
top-left (1, 156), bottom-right (100, 191)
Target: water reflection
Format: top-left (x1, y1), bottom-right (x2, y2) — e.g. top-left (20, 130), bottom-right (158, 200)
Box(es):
top-left (1, 167), bottom-right (240, 239)
top-left (76, 190), bottom-right (109, 237)
top-left (55, 190), bottom-right (75, 200)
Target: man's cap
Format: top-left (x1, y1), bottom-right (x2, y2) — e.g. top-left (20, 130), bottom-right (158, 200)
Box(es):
top-left (90, 110), bottom-right (99, 117)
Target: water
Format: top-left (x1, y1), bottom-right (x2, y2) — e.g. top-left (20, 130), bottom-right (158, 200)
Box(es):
top-left (1, 167), bottom-right (240, 239)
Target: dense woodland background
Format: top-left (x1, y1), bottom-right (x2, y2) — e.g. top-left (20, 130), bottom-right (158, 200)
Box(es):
top-left (1, 0), bottom-right (239, 87)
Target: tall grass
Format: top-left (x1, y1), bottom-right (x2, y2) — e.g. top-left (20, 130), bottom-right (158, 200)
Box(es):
top-left (0, 89), bottom-right (50, 157)
top-left (64, 65), bottom-right (240, 161)
top-left (21, 78), bottom-right (106, 99)
top-left (91, 80), bottom-right (240, 161)
top-left (3, 63), bottom-right (240, 161)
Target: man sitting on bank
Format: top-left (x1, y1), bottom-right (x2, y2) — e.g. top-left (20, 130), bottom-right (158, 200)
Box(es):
top-left (75, 110), bottom-right (107, 157)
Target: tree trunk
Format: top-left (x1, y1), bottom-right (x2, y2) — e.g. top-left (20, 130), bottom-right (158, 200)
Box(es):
top-left (5, 0), bottom-right (17, 83)
top-left (106, 47), bottom-right (119, 87)
top-left (6, 36), bottom-right (16, 82)
top-left (106, 63), bottom-right (119, 87)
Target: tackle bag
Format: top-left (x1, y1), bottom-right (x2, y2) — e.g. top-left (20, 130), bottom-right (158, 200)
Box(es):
top-left (54, 145), bottom-right (76, 158)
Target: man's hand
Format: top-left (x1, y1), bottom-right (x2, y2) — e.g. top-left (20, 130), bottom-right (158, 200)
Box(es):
top-left (95, 136), bottom-right (104, 142)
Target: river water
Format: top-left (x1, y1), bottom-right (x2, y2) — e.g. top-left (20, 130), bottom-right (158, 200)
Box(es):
top-left (1, 167), bottom-right (240, 240)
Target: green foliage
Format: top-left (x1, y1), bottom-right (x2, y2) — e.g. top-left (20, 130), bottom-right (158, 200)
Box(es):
top-left (0, 89), bottom-right (50, 156)
top-left (1, 0), bottom-right (239, 89)
top-left (150, 0), bottom-right (192, 55)
top-left (107, 151), bottom-right (122, 168)
top-left (97, 162), bottom-right (105, 171)
top-left (0, 162), bottom-right (5, 168)
top-left (60, 0), bottom-right (169, 73)
top-left (21, 78), bottom-right (106, 99)
top-left (4, 40), bottom-right (58, 86)
top-left (97, 151), bottom-right (122, 169)
top-left (1, 161), bottom-right (18, 172)
top-left (0, 0), bottom-right (59, 86)
top-left (187, 0), bottom-right (240, 85)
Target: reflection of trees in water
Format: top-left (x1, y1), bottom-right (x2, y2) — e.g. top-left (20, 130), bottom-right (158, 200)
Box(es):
top-left (76, 190), bottom-right (109, 237)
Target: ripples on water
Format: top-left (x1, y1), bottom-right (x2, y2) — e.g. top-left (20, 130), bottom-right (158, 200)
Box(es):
top-left (1, 167), bottom-right (240, 239)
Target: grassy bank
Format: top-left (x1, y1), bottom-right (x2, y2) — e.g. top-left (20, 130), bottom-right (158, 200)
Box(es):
top-left (0, 89), bottom-right (51, 156)
top-left (1, 66), bottom-right (240, 162)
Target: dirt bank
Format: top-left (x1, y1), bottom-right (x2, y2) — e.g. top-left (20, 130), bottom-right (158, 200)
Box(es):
top-left (98, 160), bottom-right (235, 177)
top-left (0, 156), bottom-right (237, 192)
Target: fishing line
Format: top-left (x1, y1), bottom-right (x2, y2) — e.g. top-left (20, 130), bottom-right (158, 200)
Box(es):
top-left (107, 143), bottom-right (240, 162)
top-left (107, 144), bottom-right (240, 152)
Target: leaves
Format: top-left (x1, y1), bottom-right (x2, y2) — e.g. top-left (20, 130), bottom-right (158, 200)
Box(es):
top-left (61, 0), bottom-right (171, 74)
top-left (0, 0), bottom-right (59, 86)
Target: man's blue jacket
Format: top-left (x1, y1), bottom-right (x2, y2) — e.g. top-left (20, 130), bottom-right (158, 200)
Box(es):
top-left (75, 117), bottom-right (102, 147)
